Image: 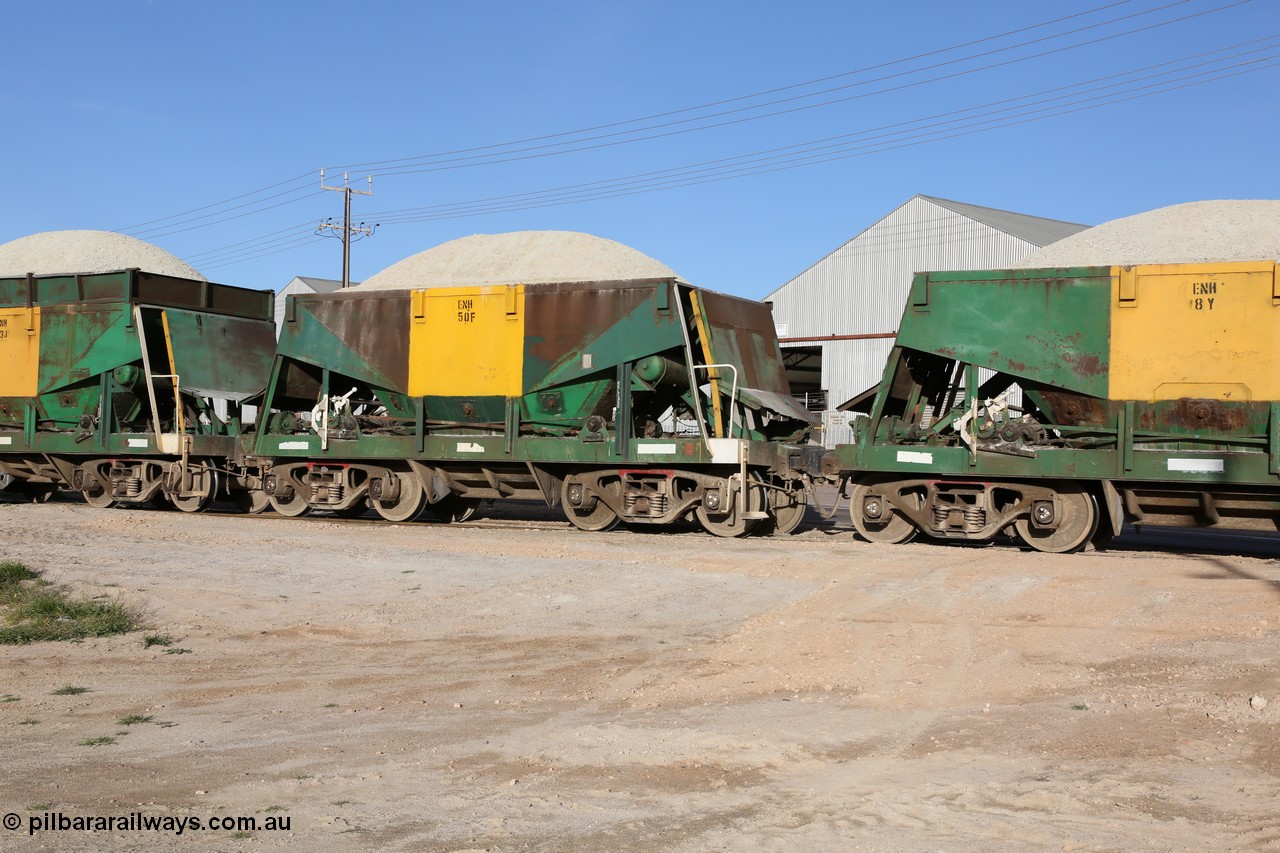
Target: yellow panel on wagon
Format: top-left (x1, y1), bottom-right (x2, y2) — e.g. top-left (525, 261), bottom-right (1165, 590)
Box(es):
top-left (1108, 261), bottom-right (1280, 402)
top-left (0, 307), bottom-right (40, 397)
top-left (407, 285), bottom-right (525, 397)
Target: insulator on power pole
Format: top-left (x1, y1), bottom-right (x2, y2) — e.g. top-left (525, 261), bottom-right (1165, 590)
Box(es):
top-left (317, 171), bottom-right (374, 288)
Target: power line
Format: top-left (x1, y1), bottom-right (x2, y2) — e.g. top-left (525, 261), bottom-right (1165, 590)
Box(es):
top-left (195, 50), bottom-right (1276, 272)
top-left (326, 0), bottom-right (1150, 172)
top-left (184, 224), bottom-right (320, 267)
top-left (172, 1), bottom-right (1263, 269)
top-left (114, 172), bottom-right (315, 233)
top-left (368, 53), bottom-right (1280, 224)
top-left (363, 36), bottom-right (1279, 222)
top-left (131, 190), bottom-right (327, 241)
top-left (120, 0), bottom-right (1244, 246)
top-left (200, 234), bottom-right (323, 272)
top-left (334, 0), bottom-right (1241, 179)
top-left (182, 222), bottom-right (316, 263)
top-left (117, 4), bottom-right (1146, 238)
top-left (191, 31), bottom-right (1274, 270)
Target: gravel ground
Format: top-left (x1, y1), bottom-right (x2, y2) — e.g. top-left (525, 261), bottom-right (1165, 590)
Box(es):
top-left (0, 496), bottom-right (1277, 851)
top-left (0, 231), bottom-right (205, 280)
top-left (1018, 200), bottom-right (1280, 267)
top-left (356, 231), bottom-right (679, 291)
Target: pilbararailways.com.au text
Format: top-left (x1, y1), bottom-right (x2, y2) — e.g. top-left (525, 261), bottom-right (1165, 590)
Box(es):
top-left (6, 810), bottom-right (291, 836)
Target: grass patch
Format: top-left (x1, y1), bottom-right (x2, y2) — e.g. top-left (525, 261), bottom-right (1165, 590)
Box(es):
top-left (27, 804), bottom-right (49, 812)
top-left (79, 736), bottom-right (116, 746)
top-left (0, 561), bottom-right (40, 587)
top-left (1, 694), bottom-right (19, 702)
top-left (229, 831), bottom-right (252, 839)
top-left (50, 685), bottom-right (89, 696)
top-left (0, 562), bottom-right (143, 645)
top-left (142, 633), bottom-right (174, 649)
top-left (162, 647), bottom-right (192, 655)
top-left (18, 718), bottom-right (38, 725)
top-left (118, 714), bottom-right (153, 726)
top-left (264, 805), bottom-right (286, 813)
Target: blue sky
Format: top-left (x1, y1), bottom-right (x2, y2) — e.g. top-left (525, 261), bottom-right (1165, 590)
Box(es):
top-left (5, 0), bottom-right (1277, 298)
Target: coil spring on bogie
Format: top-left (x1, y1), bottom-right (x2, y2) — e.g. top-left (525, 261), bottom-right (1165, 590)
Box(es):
top-left (933, 504), bottom-right (986, 532)
top-left (123, 478), bottom-right (142, 497)
top-left (310, 482), bottom-right (344, 504)
top-left (624, 492), bottom-right (668, 517)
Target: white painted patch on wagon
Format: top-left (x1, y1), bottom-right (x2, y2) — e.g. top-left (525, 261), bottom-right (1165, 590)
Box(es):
top-left (637, 443), bottom-right (677, 454)
top-left (1167, 458), bottom-right (1224, 473)
top-left (896, 450), bottom-right (933, 464)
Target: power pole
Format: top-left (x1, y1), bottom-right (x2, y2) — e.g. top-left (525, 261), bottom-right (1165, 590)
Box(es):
top-left (317, 170), bottom-right (376, 288)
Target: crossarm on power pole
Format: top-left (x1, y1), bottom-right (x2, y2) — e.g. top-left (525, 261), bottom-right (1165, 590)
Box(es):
top-left (317, 170), bottom-right (376, 288)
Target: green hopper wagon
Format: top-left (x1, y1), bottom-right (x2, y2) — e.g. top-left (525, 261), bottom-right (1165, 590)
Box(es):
top-left (256, 277), bottom-right (815, 536)
top-left (0, 269), bottom-right (276, 510)
top-left (826, 261), bottom-right (1280, 552)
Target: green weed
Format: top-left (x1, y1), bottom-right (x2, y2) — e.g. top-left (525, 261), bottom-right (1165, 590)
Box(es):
top-left (50, 685), bottom-right (89, 696)
top-left (0, 563), bottom-right (143, 644)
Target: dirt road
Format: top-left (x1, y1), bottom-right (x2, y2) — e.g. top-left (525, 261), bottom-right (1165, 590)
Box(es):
top-left (1, 499), bottom-right (1277, 851)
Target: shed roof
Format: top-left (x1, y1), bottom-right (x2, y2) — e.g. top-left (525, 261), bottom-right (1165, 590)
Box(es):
top-left (919, 195), bottom-right (1087, 247)
top-left (282, 276), bottom-right (345, 293)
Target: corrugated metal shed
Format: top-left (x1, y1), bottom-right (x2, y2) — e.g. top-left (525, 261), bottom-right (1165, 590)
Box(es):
top-left (765, 194), bottom-right (1088, 446)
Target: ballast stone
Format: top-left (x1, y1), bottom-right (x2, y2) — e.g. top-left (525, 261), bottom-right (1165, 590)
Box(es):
top-left (0, 230), bottom-right (206, 280)
top-left (356, 230), bottom-right (680, 291)
top-left (1017, 200), bottom-right (1280, 268)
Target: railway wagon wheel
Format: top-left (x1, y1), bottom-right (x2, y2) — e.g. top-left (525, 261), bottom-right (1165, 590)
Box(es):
top-left (268, 492), bottom-right (310, 517)
top-left (80, 466), bottom-right (116, 509)
top-left (171, 466), bottom-right (220, 513)
top-left (561, 477), bottom-right (620, 532)
top-left (229, 489), bottom-right (271, 514)
top-left (849, 481), bottom-right (917, 544)
top-left (696, 479), bottom-right (765, 538)
top-left (371, 473), bottom-right (426, 522)
top-left (1014, 488), bottom-right (1098, 554)
top-left (763, 479), bottom-right (807, 536)
top-left (14, 482), bottom-right (55, 503)
top-left (427, 494), bottom-right (481, 524)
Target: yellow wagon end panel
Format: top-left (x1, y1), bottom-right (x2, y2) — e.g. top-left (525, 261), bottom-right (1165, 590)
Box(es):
top-left (407, 285), bottom-right (525, 397)
top-left (0, 307), bottom-right (40, 397)
top-left (1109, 261), bottom-right (1279, 402)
